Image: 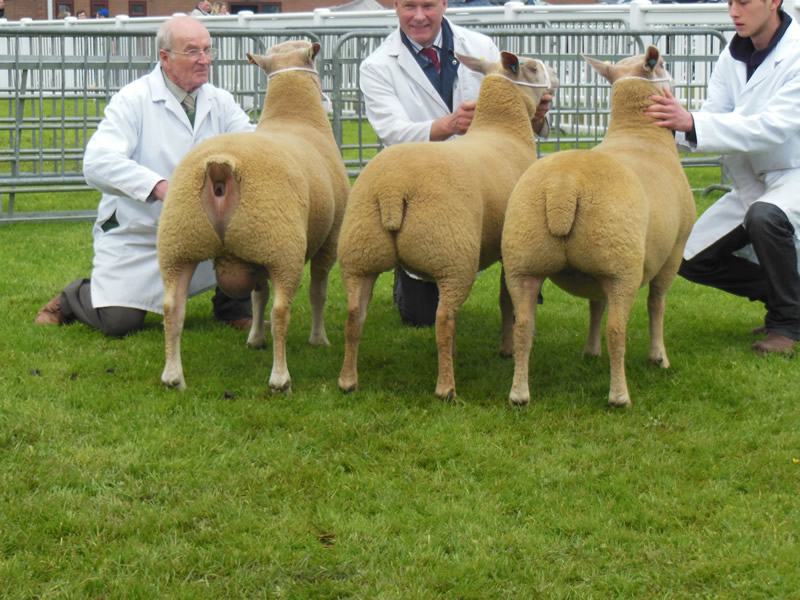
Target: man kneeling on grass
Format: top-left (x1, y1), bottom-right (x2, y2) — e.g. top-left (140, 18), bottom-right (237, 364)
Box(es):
top-left (647, 0), bottom-right (800, 355)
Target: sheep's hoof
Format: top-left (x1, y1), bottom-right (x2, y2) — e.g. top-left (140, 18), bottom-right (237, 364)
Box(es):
top-left (338, 379), bottom-right (357, 393)
top-left (247, 338), bottom-right (267, 349)
top-left (508, 391), bottom-right (530, 406)
top-left (649, 355), bottom-right (670, 369)
top-left (498, 346), bottom-right (513, 359)
top-left (309, 333), bottom-right (331, 347)
top-left (608, 393), bottom-right (631, 408)
top-left (435, 387), bottom-right (456, 401)
top-left (270, 381), bottom-right (292, 395)
top-left (161, 376), bottom-right (186, 391)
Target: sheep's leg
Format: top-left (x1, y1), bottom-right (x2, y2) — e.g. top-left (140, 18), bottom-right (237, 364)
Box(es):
top-left (583, 299), bottom-right (606, 358)
top-left (499, 267), bottom-right (514, 358)
top-left (161, 263), bottom-right (198, 391)
top-left (338, 273), bottom-right (378, 393)
top-left (434, 299), bottom-right (459, 401)
top-left (246, 282), bottom-right (270, 349)
top-left (647, 258), bottom-right (680, 368)
top-left (646, 281), bottom-right (671, 369)
top-left (507, 275), bottom-right (542, 406)
top-left (308, 268), bottom-right (331, 347)
top-left (268, 276), bottom-right (297, 394)
top-left (602, 279), bottom-right (637, 408)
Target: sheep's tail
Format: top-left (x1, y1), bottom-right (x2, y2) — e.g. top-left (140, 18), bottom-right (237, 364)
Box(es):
top-left (543, 180), bottom-right (579, 238)
top-left (376, 188), bottom-right (406, 232)
top-left (201, 156), bottom-right (239, 243)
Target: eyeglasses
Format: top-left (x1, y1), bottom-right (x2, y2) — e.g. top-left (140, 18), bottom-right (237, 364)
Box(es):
top-left (168, 47), bottom-right (218, 61)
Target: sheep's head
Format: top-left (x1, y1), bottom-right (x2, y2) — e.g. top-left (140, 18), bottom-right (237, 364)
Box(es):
top-left (246, 40), bottom-right (321, 77)
top-left (457, 51), bottom-right (559, 111)
top-left (583, 46), bottom-right (674, 94)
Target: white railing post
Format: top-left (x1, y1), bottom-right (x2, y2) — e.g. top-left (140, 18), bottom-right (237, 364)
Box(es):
top-left (629, 0), bottom-right (650, 30)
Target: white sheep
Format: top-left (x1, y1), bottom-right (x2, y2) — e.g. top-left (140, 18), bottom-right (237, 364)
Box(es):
top-left (157, 40), bottom-right (349, 393)
top-left (337, 52), bottom-right (558, 400)
top-left (502, 46), bottom-right (696, 408)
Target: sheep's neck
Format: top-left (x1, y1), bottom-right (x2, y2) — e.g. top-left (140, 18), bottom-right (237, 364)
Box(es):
top-left (470, 76), bottom-right (536, 146)
top-left (256, 73), bottom-right (330, 132)
top-left (605, 80), bottom-right (674, 142)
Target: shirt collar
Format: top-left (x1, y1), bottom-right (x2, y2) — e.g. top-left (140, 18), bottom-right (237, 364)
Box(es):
top-left (161, 68), bottom-right (198, 104)
top-left (400, 27), bottom-right (443, 54)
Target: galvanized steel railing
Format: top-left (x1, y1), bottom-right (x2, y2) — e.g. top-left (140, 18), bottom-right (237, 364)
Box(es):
top-left (0, 23), bottom-right (731, 223)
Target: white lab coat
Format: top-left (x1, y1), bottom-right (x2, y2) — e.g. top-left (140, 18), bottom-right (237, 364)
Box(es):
top-left (677, 17), bottom-right (800, 266)
top-left (82, 64), bottom-right (254, 314)
top-left (359, 20), bottom-right (501, 145)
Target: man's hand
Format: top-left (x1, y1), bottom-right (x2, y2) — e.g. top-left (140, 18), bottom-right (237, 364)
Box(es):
top-left (646, 88), bottom-right (694, 133)
top-left (532, 92), bottom-right (552, 134)
top-left (151, 179), bottom-right (169, 202)
top-left (429, 100), bottom-right (477, 141)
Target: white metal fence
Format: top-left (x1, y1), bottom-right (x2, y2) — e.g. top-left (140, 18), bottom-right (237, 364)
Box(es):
top-left (0, 3), bottom-right (740, 222)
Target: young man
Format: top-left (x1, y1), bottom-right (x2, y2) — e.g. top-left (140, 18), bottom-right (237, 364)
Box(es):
top-left (35, 17), bottom-right (255, 336)
top-left (360, 0), bottom-right (551, 326)
top-left (647, 0), bottom-right (800, 354)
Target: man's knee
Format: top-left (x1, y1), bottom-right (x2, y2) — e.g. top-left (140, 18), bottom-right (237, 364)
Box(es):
top-left (96, 306), bottom-right (147, 337)
top-left (744, 202), bottom-right (793, 239)
top-left (677, 257), bottom-right (702, 282)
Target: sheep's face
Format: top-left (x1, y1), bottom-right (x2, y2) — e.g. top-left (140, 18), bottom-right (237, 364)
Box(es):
top-left (584, 46), bottom-right (674, 94)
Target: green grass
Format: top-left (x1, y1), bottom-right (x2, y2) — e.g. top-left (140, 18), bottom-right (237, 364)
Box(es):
top-left (2, 182), bottom-right (799, 598)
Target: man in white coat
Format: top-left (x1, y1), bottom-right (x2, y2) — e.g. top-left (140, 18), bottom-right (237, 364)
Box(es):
top-left (647, 0), bottom-right (800, 354)
top-left (35, 16), bottom-right (255, 336)
top-left (360, 0), bottom-right (552, 326)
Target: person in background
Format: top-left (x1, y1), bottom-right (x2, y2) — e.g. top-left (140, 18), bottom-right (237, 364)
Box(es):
top-left (76, 9), bottom-right (87, 18)
top-left (359, 0), bottom-right (552, 326)
top-left (647, 0), bottom-right (800, 354)
top-left (0, 0), bottom-right (6, 19)
top-left (210, 1), bottom-right (229, 14)
top-left (35, 16), bottom-right (256, 336)
top-left (96, 8), bottom-right (109, 17)
top-left (191, 0), bottom-right (212, 16)
top-left (57, 9), bottom-right (71, 18)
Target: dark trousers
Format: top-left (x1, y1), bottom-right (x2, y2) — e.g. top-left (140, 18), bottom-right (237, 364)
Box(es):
top-left (678, 202), bottom-right (800, 340)
top-left (393, 269), bottom-right (439, 327)
top-left (60, 278), bottom-right (252, 338)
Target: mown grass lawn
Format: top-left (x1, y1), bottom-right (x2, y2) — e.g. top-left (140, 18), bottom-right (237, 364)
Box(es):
top-left (1, 173), bottom-right (799, 598)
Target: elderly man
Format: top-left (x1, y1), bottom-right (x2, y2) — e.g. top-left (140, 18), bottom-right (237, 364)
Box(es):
top-left (35, 16), bottom-right (255, 336)
top-left (359, 0), bottom-right (552, 326)
top-left (647, 0), bottom-right (800, 354)
top-left (191, 0), bottom-right (212, 16)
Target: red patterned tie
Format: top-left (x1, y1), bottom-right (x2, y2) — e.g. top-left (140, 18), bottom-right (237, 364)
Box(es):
top-left (420, 47), bottom-right (440, 72)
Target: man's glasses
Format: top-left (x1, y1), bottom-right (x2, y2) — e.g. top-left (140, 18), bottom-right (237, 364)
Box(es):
top-left (168, 47), bottom-right (218, 61)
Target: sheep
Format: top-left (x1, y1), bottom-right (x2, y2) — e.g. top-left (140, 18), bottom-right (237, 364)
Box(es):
top-left (157, 40), bottom-right (349, 393)
top-left (336, 51), bottom-right (558, 400)
top-left (502, 46), bottom-right (696, 408)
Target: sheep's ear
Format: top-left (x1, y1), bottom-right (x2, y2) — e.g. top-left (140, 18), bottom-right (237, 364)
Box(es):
top-left (501, 51), bottom-right (520, 75)
top-left (456, 52), bottom-right (483, 74)
top-left (583, 54), bottom-right (612, 82)
top-left (644, 45), bottom-right (660, 72)
top-left (247, 53), bottom-right (271, 72)
top-left (308, 42), bottom-right (321, 62)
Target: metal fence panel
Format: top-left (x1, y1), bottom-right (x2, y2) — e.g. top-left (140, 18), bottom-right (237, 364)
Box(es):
top-left (1, 24), bottom-right (730, 223)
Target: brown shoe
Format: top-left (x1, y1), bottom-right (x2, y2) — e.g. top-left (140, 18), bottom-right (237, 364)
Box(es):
top-left (750, 324), bottom-right (767, 336)
top-left (751, 332), bottom-right (797, 355)
top-left (34, 294), bottom-right (66, 326)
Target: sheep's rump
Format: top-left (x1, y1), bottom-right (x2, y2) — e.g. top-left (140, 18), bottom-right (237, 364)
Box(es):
top-left (503, 149), bottom-right (649, 299)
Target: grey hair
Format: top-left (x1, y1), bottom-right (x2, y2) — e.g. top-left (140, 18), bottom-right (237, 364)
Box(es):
top-left (156, 19), bottom-right (175, 52)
